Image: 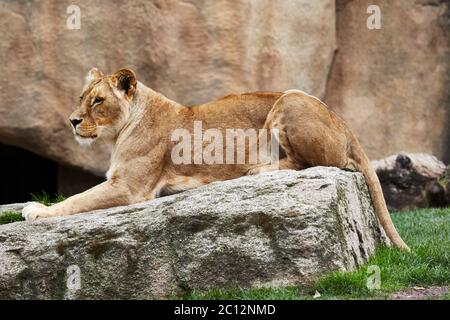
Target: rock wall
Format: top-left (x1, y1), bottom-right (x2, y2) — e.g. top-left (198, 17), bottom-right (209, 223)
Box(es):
top-left (0, 0), bottom-right (336, 174)
top-left (0, 168), bottom-right (388, 299)
top-left (0, 0), bottom-right (448, 177)
top-left (325, 0), bottom-right (450, 162)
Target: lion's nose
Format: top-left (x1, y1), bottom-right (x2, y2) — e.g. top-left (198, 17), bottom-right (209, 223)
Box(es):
top-left (70, 118), bottom-right (82, 128)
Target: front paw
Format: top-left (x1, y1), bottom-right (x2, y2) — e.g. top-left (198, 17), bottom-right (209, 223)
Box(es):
top-left (22, 202), bottom-right (51, 221)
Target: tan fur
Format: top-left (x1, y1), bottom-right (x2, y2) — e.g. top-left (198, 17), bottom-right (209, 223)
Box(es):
top-left (22, 68), bottom-right (409, 251)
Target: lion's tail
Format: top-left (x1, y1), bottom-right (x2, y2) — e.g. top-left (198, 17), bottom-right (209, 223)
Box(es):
top-left (349, 139), bottom-right (410, 251)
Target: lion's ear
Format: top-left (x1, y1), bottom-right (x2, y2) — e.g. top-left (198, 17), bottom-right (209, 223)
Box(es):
top-left (85, 67), bottom-right (104, 84)
top-left (110, 68), bottom-right (137, 98)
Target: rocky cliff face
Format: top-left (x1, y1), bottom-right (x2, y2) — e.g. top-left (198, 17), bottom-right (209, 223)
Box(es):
top-left (0, 0), bottom-right (336, 174)
top-left (0, 168), bottom-right (388, 299)
top-left (0, 0), bottom-right (448, 175)
top-left (325, 0), bottom-right (450, 162)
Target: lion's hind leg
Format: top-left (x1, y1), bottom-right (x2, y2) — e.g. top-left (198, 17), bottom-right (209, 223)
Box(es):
top-left (265, 91), bottom-right (349, 169)
top-left (247, 90), bottom-right (349, 175)
top-left (246, 97), bottom-right (305, 175)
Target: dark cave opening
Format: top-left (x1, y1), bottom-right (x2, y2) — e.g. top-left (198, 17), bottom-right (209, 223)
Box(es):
top-left (0, 143), bottom-right (58, 205)
top-left (0, 143), bottom-right (106, 205)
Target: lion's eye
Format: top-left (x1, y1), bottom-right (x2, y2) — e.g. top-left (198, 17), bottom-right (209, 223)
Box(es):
top-left (93, 97), bottom-right (104, 105)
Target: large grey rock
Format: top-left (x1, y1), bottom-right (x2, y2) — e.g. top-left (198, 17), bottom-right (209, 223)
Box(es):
top-left (0, 167), bottom-right (388, 299)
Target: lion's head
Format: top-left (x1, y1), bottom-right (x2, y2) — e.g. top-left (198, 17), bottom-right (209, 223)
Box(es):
top-left (69, 68), bottom-right (137, 146)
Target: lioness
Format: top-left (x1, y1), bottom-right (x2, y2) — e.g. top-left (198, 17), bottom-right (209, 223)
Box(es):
top-left (22, 68), bottom-right (409, 251)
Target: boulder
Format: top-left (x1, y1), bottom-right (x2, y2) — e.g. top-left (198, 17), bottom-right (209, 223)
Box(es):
top-left (0, 0), bottom-right (336, 175)
top-left (325, 0), bottom-right (450, 162)
top-left (0, 167), bottom-right (388, 299)
top-left (372, 153), bottom-right (447, 211)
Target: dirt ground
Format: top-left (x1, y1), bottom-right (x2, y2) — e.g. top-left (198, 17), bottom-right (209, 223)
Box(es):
top-left (390, 286), bottom-right (449, 300)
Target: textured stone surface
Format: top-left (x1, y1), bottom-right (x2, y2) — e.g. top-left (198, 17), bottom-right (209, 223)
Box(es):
top-left (325, 0), bottom-right (450, 162)
top-left (372, 153), bottom-right (447, 211)
top-left (0, 0), bottom-right (336, 175)
top-left (2, 0), bottom-right (449, 176)
top-left (0, 167), bottom-right (388, 299)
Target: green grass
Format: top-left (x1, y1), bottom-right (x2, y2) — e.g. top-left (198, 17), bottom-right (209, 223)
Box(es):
top-left (30, 191), bottom-right (65, 206)
top-left (179, 287), bottom-right (304, 300)
top-left (0, 192), bottom-right (66, 225)
top-left (0, 211), bottom-right (24, 224)
top-left (181, 207), bottom-right (450, 300)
